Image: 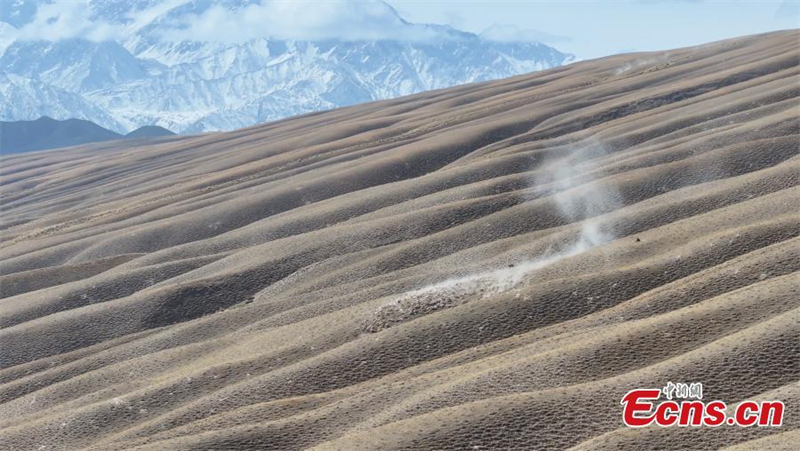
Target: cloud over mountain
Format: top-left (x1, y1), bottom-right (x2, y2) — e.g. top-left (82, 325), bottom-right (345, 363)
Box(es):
top-left (159, 1), bottom-right (453, 44)
top-left (16, 0), bottom-right (122, 42)
top-left (10, 0), bottom-right (504, 45)
top-left (480, 24), bottom-right (571, 45)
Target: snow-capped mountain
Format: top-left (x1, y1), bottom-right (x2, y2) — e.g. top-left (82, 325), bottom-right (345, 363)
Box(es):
top-left (0, 1), bottom-right (574, 134)
top-left (1, 39), bottom-right (159, 93)
top-left (0, 72), bottom-right (125, 131)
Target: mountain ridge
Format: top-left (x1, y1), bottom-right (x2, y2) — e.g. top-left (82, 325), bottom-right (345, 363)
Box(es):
top-left (0, 0), bottom-right (574, 134)
top-left (0, 116), bottom-right (175, 154)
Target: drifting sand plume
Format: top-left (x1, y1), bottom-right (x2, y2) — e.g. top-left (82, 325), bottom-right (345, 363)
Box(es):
top-left (0, 30), bottom-right (799, 450)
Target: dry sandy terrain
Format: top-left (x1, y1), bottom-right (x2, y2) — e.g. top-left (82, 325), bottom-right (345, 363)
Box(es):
top-left (0, 30), bottom-right (798, 450)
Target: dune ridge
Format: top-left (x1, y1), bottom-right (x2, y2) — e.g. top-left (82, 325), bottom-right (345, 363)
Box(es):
top-left (0, 30), bottom-right (798, 450)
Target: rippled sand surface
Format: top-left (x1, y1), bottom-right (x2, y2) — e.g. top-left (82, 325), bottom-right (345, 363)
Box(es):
top-left (1, 30), bottom-right (798, 450)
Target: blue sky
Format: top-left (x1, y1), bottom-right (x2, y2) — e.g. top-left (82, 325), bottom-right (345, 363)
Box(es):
top-left (388, 0), bottom-right (800, 59)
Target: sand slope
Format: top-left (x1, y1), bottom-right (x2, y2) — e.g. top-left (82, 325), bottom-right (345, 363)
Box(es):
top-left (0, 30), bottom-right (798, 450)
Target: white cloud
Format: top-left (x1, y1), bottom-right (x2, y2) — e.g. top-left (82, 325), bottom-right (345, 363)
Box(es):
top-left (123, 0), bottom-right (191, 32)
top-left (17, 1), bottom-right (122, 42)
top-left (0, 22), bottom-right (19, 55)
top-left (158, 0), bottom-right (450, 44)
top-left (11, 0), bottom-right (462, 45)
top-left (480, 24), bottom-right (571, 45)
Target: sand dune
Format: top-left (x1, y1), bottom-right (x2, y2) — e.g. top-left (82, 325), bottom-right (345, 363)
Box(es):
top-left (0, 30), bottom-right (798, 450)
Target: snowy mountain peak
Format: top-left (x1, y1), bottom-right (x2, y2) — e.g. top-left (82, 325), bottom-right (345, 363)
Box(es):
top-left (0, 1), bottom-right (574, 134)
